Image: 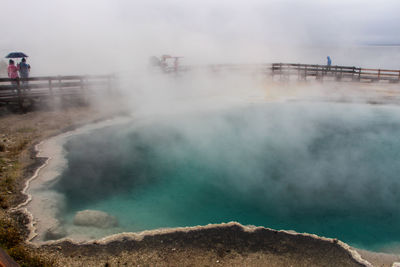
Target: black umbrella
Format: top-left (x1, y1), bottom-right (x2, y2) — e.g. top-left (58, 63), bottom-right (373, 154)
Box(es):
top-left (5, 52), bottom-right (28, 58)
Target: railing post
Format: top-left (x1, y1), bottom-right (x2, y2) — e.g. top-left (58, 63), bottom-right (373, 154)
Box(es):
top-left (284, 64), bottom-right (290, 81)
top-left (304, 65), bottom-right (307, 81)
top-left (48, 79), bottom-right (53, 96)
top-left (320, 64), bottom-right (324, 79)
top-left (316, 65), bottom-right (321, 81)
top-left (107, 75), bottom-right (112, 94)
top-left (271, 64), bottom-right (275, 79)
top-left (58, 76), bottom-right (62, 90)
top-left (297, 63), bottom-right (301, 81)
top-left (16, 79), bottom-right (23, 111)
top-left (80, 77), bottom-right (84, 91)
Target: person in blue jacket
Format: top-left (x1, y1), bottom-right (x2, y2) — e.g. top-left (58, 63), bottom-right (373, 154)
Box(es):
top-left (326, 56), bottom-right (332, 72)
top-left (17, 58), bottom-right (31, 86)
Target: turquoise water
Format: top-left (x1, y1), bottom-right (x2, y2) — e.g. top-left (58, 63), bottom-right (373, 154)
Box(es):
top-left (54, 102), bottom-right (400, 251)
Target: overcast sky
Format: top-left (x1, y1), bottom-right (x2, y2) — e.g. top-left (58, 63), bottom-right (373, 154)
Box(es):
top-left (1, 0), bottom-right (400, 74)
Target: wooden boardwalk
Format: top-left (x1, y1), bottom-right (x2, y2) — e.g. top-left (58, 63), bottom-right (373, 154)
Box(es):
top-left (176, 62), bottom-right (400, 83)
top-left (271, 63), bottom-right (400, 83)
top-left (0, 74), bottom-right (115, 111)
top-left (2, 63), bottom-right (399, 111)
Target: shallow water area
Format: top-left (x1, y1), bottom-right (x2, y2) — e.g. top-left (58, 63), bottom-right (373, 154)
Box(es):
top-left (26, 102), bottom-right (400, 252)
top-left (24, 117), bottom-right (132, 242)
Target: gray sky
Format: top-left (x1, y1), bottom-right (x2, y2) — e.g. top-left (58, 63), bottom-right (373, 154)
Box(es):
top-left (1, 0), bottom-right (400, 74)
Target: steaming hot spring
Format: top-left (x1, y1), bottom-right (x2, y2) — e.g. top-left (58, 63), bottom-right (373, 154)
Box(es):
top-left (25, 100), bottom-right (400, 253)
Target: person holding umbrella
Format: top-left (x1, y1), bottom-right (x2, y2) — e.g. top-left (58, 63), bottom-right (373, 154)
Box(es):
top-left (5, 52), bottom-right (28, 91)
top-left (18, 57), bottom-right (30, 85)
top-left (7, 59), bottom-right (19, 91)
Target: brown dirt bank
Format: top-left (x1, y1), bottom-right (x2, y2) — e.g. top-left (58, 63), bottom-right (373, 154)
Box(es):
top-left (0, 101), bottom-right (397, 266)
top-left (41, 223), bottom-right (368, 267)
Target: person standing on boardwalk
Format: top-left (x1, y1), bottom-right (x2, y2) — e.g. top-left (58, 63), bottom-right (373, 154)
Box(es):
top-left (7, 59), bottom-right (19, 91)
top-left (18, 57), bottom-right (30, 86)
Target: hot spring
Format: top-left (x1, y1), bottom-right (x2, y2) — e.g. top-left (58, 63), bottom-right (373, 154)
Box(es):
top-left (28, 102), bottom-right (400, 252)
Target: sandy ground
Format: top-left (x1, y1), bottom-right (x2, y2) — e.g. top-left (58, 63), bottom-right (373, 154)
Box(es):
top-left (1, 98), bottom-right (400, 266)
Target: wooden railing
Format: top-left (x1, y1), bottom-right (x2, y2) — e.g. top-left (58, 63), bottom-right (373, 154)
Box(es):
top-left (169, 62), bottom-right (400, 83)
top-left (0, 74), bottom-right (115, 110)
top-left (3, 64), bottom-right (398, 111)
top-left (271, 63), bottom-right (400, 82)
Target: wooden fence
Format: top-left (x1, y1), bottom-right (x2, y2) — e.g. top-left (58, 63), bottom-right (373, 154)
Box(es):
top-left (170, 62), bottom-right (400, 83)
top-left (0, 74), bottom-right (115, 110)
top-left (271, 63), bottom-right (400, 83)
top-left (2, 64), bottom-right (399, 111)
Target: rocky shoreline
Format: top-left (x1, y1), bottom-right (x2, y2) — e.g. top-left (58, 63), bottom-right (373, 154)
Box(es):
top-left (39, 222), bottom-right (371, 267)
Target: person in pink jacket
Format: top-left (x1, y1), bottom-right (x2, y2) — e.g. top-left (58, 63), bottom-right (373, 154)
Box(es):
top-left (7, 59), bottom-right (19, 91)
top-left (7, 60), bottom-right (18, 79)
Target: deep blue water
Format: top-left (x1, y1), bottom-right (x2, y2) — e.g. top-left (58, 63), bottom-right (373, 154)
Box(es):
top-left (54, 102), bottom-right (400, 251)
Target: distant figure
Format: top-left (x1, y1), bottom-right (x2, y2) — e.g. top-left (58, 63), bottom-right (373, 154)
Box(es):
top-left (7, 59), bottom-right (19, 90)
top-left (326, 56), bottom-right (332, 73)
top-left (18, 57), bottom-right (30, 86)
top-left (160, 55), bottom-right (170, 72)
top-left (149, 56), bottom-right (161, 67)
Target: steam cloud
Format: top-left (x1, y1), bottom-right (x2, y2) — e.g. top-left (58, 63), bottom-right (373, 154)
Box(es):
top-left (1, 0), bottom-right (400, 75)
top-left (53, 102), bottom-right (400, 250)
